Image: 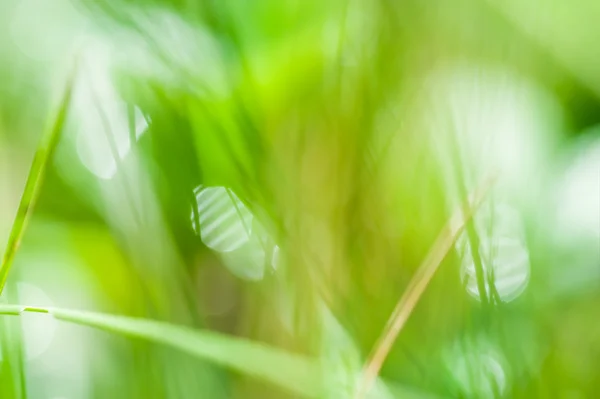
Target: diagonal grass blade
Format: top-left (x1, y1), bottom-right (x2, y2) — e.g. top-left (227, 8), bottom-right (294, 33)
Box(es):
top-left (0, 67), bottom-right (77, 294)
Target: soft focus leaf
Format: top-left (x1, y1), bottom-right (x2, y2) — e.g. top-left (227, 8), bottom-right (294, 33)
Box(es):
top-left (0, 304), bottom-right (320, 397)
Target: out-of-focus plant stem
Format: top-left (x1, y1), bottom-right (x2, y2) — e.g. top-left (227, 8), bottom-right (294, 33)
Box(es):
top-left (356, 173), bottom-right (498, 399)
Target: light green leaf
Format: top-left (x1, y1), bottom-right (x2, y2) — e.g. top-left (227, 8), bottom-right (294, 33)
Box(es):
top-left (0, 305), bottom-right (320, 397)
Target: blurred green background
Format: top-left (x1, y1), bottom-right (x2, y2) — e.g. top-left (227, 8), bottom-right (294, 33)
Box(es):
top-left (0, 0), bottom-right (599, 398)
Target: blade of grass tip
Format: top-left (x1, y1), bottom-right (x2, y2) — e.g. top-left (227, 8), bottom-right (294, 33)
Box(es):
top-left (355, 174), bottom-right (497, 399)
top-left (0, 67), bottom-right (78, 295)
top-left (0, 305), bottom-right (320, 398)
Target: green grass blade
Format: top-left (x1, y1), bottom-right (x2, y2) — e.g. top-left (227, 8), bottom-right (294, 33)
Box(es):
top-left (0, 69), bottom-right (77, 294)
top-left (0, 305), bottom-right (320, 397)
top-left (0, 284), bottom-right (28, 399)
top-left (0, 305), bottom-right (25, 398)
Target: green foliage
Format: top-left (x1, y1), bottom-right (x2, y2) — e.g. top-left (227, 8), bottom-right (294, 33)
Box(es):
top-left (0, 304), bottom-right (319, 397)
top-left (1, 0), bottom-right (599, 397)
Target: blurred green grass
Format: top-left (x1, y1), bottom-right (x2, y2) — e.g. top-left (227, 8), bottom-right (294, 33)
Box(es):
top-left (0, 0), bottom-right (599, 398)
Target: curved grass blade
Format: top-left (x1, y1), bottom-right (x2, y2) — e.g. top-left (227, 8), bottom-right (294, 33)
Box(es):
top-left (0, 68), bottom-right (77, 294)
top-left (0, 305), bottom-right (320, 397)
